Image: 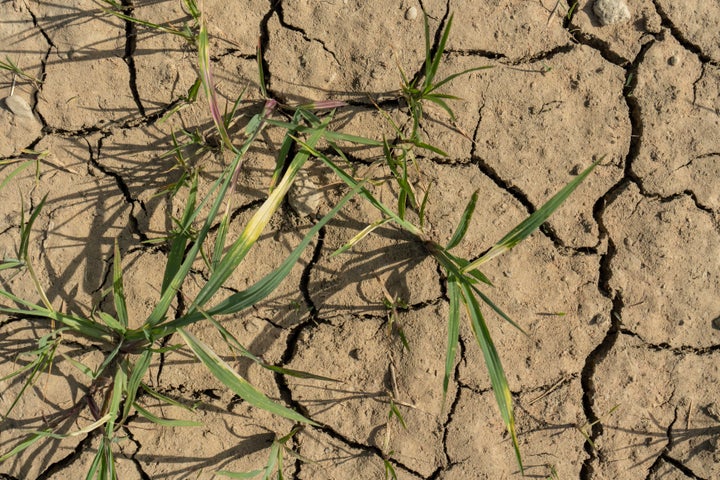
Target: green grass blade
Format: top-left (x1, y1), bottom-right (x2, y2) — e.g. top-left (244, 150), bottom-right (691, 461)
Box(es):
top-left (270, 110), bottom-right (302, 190)
top-left (430, 66), bottom-right (492, 93)
top-left (105, 365), bottom-right (127, 434)
top-left (0, 159), bottom-right (33, 191)
top-left (422, 94), bottom-right (456, 121)
top-left (446, 190), bottom-right (478, 250)
top-left (121, 350), bottom-right (153, 422)
top-left (469, 283), bottom-right (527, 335)
top-left (112, 240), bottom-right (128, 328)
top-left (162, 173), bottom-right (197, 293)
top-left (211, 211), bottom-right (230, 272)
top-left (464, 159), bottom-right (600, 272)
top-left (19, 193), bottom-right (46, 260)
top-left (459, 281), bottom-right (522, 473)
top-left (133, 403), bottom-right (203, 427)
top-left (177, 328), bottom-right (317, 425)
top-left (187, 127), bottom-right (326, 314)
top-left (443, 275), bottom-right (461, 404)
top-left (154, 178), bottom-right (362, 335)
top-left (424, 14), bottom-right (453, 93)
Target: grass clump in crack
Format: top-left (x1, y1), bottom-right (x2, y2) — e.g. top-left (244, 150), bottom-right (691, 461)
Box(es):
top-left (0, 6), bottom-right (599, 479)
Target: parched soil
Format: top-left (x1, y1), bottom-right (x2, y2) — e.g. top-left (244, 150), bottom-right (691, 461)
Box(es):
top-left (1, 1), bottom-right (719, 479)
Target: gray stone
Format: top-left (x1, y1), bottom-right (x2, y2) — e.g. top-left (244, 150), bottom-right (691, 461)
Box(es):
top-left (593, 0), bottom-right (631, 26)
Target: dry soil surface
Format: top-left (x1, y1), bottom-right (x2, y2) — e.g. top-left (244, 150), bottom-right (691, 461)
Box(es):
top-left (1, 1), bottom-right (719, 479)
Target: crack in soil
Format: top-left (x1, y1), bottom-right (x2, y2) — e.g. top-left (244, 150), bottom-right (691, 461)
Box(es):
top-left (120, 0), bottom-right (146, 118)
top-left (122, 422), bottom-right (152, 480)
top-left (36, 429), bottom-right (99, 480)
top-left (651, 1), bottom-right (717, 65)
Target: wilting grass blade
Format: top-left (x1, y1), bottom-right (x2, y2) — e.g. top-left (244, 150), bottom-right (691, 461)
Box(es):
top-left (198, 18), bottom-right (235, 152)
top-left (177, 328), bottom-right (316, 425)
top-left (459, 281), bottom-right (522, 473)
top-left (443, 275), bottom-right (460, 403)
top-left (331, 218), bottom-right (392, 257)
top-left (446, 190), bottom-right (478, 250)
top-left (155, 179), bottom-right (362, 335)
top-left (464, 159), bottom-right (600, 271)
top-left (187, 127), bottom-right (325, 314)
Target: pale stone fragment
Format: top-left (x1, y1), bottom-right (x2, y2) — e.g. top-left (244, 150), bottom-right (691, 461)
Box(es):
top-left (593, 0), bottom-right (631, 25)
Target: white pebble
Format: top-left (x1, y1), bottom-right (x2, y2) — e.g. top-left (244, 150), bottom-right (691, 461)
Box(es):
top-left (3, 95), bottom-right (34, 119)
top-left (405, 6), bottom-right (418, 21)
top-left (593, 0), bottom-right (631, 26)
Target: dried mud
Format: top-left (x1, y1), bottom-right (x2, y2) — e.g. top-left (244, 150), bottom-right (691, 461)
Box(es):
top-left (1, 1), bottom-right (719, 479)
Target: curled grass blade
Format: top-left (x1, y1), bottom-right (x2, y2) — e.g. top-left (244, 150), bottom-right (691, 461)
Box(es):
top-left (154, 177), bottom-right (363, 334)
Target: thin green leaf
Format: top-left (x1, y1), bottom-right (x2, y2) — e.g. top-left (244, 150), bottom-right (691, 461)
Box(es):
top-left (424, 14), bottom-right (454, 92)
top-left (0, 159), bottom-right (33, 191)
top-left (443, 275), bottom-right (461, 403)
top-left (430, 66), bottom-right (492, 93)
top-left (177, 328), bottom-right (316, 425)
top-left (446, 190), bottom-right (478, 250)
top-left (464, 159), bottom-right (600, 272)
top-left (459, 281), bottom-right (522, 473)
top-left (162, 173), bottom-right (197, 293)
top-left (112, 240), bottom-right (128, 328)
top-left (19, 194), bottom-right (46, 260)
top-left (121, 350), bottom-right (153, 422)
top-left (216, 470), bottom-right (264, 479)
top-left (133, 403), bottom-right (203, 427)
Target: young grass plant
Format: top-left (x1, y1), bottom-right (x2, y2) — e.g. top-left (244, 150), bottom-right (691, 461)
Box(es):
top-left (290, 12), bottom-right (600, 471)
top-left (0, 6), bottom-right (599, 478)
top-left (0, 14), bottom-right (367, 479)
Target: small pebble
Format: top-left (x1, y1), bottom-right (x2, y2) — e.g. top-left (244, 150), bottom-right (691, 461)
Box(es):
top-left (405, 6), bottom-right (418, 21)
top-left (668, 55), bottom-right (679, 66)
top-left (712, 316), bottom-right (720, 330)
top-left (3, 95), bottom-right (34, 119)
top-left (593, 0), bottom-right (631, 26)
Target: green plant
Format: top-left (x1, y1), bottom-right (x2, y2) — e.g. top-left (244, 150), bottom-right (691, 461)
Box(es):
top-left (0, 6), bottom-right (600, 478)
top-left (217, 427), bottom-right (308, 479)
top-left (291, 13), bottom-right (600, 472)
top-left (398, 13), bottom-right (490, 146)
top-left (0, 15), bottom-right (368, 479)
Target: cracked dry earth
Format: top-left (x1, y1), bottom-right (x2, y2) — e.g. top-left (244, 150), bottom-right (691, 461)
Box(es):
top-left (1, 1), bottom-right (719, 479)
